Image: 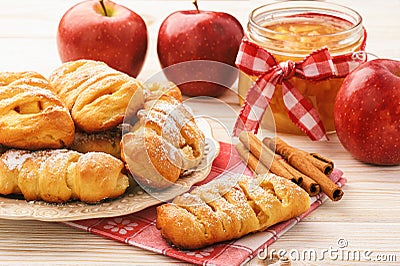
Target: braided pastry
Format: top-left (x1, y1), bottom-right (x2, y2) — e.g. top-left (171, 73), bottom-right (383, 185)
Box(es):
top-left (156, 173), bottom-right (310, 249)
top-left (0, 71), bottom-right (75, 150)
top-left (0, 149), bottom-right (129, 203)
top-left (48, 59), bottom-right (144, 133)
top-left (121, 84), bottom-right (205, 190)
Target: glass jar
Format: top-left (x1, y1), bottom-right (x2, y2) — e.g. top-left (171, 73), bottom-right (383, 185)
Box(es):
top-left (238, 1), bottom-right (365, 134)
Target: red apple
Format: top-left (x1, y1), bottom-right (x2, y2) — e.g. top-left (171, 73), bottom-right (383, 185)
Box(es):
top-left (334, 59), bottom-right (400, 165)
top-left (57, 0), bottom-right (148, 77)
top-left (157, 0), bottom-right (244, 97)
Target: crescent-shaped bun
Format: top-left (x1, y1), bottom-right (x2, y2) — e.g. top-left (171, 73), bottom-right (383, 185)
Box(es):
top-left (121, 84), bottom-right (205, 190)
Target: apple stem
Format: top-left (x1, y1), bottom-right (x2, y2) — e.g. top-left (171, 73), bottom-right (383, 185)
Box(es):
top-left (192, 0), bottom-right (200, 13)
top-left (99, 0), bottom-right (108, 17)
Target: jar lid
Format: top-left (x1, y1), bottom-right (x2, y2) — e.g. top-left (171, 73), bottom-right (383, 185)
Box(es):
top-left (247, 0), bottom-right (365, 57)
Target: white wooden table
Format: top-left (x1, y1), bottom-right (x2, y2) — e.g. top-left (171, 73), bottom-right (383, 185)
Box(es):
top-left (0, 0), bottom-right (399, 265)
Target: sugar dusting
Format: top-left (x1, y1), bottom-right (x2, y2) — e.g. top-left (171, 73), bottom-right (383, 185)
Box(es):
top-left (1, 150), bottom-right (32, 171)
top-left (138, 95), bottom-right (204, 169)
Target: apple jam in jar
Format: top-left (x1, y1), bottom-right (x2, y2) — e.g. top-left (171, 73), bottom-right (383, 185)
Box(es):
top-left (238, 1), bottom-right (366, 134)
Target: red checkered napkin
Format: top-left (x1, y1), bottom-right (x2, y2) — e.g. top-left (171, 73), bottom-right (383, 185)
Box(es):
top-left (234, 38), bottom-right (366, 141)
top-left (63, 142), bottom-right (346, 266)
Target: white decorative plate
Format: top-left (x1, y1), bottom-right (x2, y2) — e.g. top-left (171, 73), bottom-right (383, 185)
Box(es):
top-left (0, 118), bottom-right (219, 222)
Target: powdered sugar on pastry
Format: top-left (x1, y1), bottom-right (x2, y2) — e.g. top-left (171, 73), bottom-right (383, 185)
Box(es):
top-left (156, 173), bottom-right (310, 249)
top-left (0, 71), bottom-right (75, 150)
top-left (0, 149), bottom-right (129, 203)
top-left (121, 84), bottom-right (205, 190)
top-left (48, 59), bottom-right (144, 133)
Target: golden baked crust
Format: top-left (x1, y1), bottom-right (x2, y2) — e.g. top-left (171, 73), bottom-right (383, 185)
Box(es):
top-left (121, 127), bottom-right (182, 189)
top-left (0, 149), bottom-right (129, 203)
top-left (48, 59), bottom-right (144, 133)
top-left (0, 71), bottom-right (47, 87)
top-left (68, 128), bottom-right (122, 159)
top-left (121, 85), bottom-right (205, 190)
top-left (156, 173), bottom-right (310, 249)
top-left (0, 71), bottom-right (75, 150)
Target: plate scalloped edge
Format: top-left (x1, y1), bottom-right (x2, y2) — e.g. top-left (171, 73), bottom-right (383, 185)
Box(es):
top-left (0, 117), bottom-right (220, 222)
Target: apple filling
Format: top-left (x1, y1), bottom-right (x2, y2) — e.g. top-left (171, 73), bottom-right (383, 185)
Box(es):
top-left (14, 101), bottom-right (43, 114)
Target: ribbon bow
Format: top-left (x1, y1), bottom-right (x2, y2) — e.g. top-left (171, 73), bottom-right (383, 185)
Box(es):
top-left (234, 39), bottom-right (365, 141)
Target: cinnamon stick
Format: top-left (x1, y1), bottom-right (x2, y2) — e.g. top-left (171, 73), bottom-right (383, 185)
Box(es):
top-left (237, 132), bottom-right (320, 197)
top-left (263, 137), bottom-right (343, 201)
top-left (235, 142), bottom-right (269, 175)
top-left (279, 161), bottom-right (320, 197)
top-left (264, 138), bottom-right (334, 176)
top-left (309, 152), bottom-right (334, 176)
top-left (238, 131), bottom-right (301, 184)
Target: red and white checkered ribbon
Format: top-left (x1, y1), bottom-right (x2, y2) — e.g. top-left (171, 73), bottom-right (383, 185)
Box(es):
top-left (234, 39), bottom-right (366, 141)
